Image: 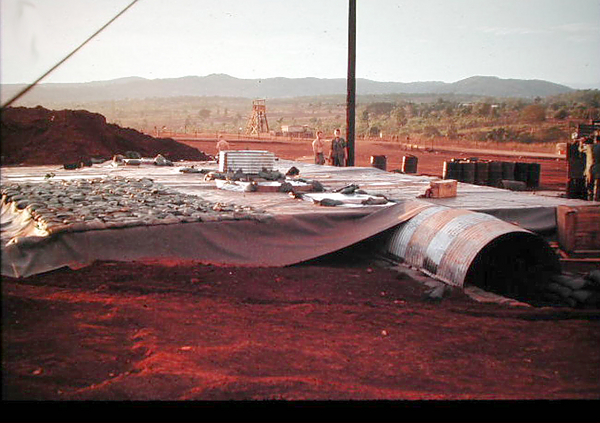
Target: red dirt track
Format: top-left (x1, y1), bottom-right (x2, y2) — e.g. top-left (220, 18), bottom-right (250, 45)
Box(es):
top-left (2, 114), bottom-right (599, 408)
top-left (178, 135), bottom-right (568, 191)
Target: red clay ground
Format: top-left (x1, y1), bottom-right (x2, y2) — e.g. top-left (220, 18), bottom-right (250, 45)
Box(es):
top-left (178, 136), bottom-right (568, 191)
top-left (3, 128), bottom-right (599, 411)
top-left (3, 256), bottom-right (600, 404)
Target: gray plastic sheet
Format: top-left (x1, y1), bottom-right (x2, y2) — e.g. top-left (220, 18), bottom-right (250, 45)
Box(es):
top-left (1, 198), bottom-right (431, 278)
top-left (2, 159), bottom-right (595, 277)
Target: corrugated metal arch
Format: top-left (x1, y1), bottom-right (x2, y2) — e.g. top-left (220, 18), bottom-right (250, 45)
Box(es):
top-left (385, 206), bottom-right (560, 294)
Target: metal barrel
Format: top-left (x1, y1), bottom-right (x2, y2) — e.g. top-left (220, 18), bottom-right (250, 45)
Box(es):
top-left (370, 155), bottom-right (387, 171)
top-left (475, 161), bottom-right (489, 185)
top-left (567, 178), bottom-right (586, 199)
top-left (527, 162), bottom-right (541, 188)
top-left (487, 161), bottom-right (503, 187)
top-left (567, 142), bottom-right (585, 178)
top-left (501, 161), bottom-right (515, 180)
top-left (514, 162), bottom-right (529, 183)
top-left (385, 206), bottom-right (559, 295)
top-left (461, 161), bottom-right (475, 184)
top-left (498, 180), bottom-right (527, 191)
top-left (442, 160), bottom-right (460, 180)
top-left (401, 155), bottom-right (418, 174)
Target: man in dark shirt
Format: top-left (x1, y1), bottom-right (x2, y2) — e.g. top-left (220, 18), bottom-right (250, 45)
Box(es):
top-left (329, 128), bottom-right (347, 167)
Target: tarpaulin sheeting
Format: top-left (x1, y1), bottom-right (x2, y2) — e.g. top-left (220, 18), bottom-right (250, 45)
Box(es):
top-left (1, 159), bottom-right (595, 278)
top-left (1, 199), bottom-right (432, 278)
top-left (474, 206), bottom-right (557, 234)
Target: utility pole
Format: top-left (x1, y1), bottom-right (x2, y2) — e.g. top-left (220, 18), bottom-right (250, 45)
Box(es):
top-left (346, 0), bottom-right (356, 166)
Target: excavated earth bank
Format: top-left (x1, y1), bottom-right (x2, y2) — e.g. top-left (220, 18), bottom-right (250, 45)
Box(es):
top-left (0, 106), bottom-right (210, 165)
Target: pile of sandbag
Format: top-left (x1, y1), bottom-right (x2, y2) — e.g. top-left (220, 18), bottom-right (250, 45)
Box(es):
top-left (541, 270), bottom-right (600, 308)
top-left (1, 176), bottom-right (267, 237)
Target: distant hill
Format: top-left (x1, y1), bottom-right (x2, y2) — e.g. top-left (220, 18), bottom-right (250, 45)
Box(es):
top-left (1, 74), bottom-right (574, 105)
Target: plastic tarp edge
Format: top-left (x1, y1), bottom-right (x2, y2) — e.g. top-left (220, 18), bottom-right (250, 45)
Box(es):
top-left (1, 199), bottom-right (432, 278)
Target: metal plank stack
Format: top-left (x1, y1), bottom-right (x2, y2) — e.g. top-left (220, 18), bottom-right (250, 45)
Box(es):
top-left (219, 150), bottom-right (276, 174)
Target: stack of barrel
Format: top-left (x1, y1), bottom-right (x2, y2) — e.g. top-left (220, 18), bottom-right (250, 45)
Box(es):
top-left (443, 158), bottom-right (541, 190)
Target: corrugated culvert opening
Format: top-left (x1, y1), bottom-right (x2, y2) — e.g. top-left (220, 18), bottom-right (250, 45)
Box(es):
top-left (464, 232), bottom-right (561, 300)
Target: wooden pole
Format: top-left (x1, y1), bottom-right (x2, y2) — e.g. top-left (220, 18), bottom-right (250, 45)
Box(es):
top-left (346, 0), bottom-right (356, 166)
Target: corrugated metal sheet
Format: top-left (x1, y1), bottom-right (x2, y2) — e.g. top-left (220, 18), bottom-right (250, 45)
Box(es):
top-left (385, 206), bottom-right (558, 288)
top-left (219, 150), bottom-right (275, 174)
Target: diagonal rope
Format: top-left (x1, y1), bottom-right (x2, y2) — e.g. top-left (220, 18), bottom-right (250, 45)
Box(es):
top-left (1, 0), bottom-right (141, 109)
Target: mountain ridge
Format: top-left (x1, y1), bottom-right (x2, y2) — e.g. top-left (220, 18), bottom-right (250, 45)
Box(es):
top-left (1, 74), bottom-right (575, 105)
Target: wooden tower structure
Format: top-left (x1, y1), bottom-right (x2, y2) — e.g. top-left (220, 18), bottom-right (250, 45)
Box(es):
top-left (245, 99), bottom-right (269, 135)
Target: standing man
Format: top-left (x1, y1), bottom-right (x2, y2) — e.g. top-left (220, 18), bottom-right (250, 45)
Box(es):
top-left (215, 135), bottom-right (230, 162)
top-left (579, 131), bottom-right (600, 201)
top-left (312, 131), bottom-right (325, 165)
top-left (329, 128), bottom-right (347, 167)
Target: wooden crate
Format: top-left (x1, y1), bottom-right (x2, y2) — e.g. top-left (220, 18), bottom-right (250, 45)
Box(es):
top-left (557, 205), bottom-right (600, 254)
top-left (426, 180), bottom-right (457, 198)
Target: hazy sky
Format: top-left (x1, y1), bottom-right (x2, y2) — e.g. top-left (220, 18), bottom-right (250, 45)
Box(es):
top-left (2, 0), bottom-right (599, 88)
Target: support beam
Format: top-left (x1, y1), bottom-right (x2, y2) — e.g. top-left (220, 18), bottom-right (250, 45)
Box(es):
top-left (346, 0), bottom-right (356, 166)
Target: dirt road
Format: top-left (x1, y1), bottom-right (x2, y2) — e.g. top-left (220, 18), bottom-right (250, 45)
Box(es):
top-left (176, 136), bottom-right (568, 191)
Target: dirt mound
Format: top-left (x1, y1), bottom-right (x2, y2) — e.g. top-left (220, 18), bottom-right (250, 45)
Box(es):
top-left (0, 106), bottom-right (211, 165)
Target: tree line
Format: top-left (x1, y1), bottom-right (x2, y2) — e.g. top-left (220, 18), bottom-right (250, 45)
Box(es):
top-left (39, 89), bottom-right (600, 145)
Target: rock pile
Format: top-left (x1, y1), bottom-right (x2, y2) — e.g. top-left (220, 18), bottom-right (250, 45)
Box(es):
top-left (1, 177), bottom-right (267, 238)
top-left (540, 271), bottom-right (600, 308)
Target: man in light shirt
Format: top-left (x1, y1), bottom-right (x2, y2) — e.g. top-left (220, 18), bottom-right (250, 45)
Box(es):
top-left (312, 130), bottom-right (325, 165)
top-left (578, 130), bottom-right (600, 201)
top-left (215, 135), bottom-right (230, 162)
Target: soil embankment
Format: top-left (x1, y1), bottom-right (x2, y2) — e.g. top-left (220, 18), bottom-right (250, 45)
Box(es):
top-left (0, 106), bottom-right (210, 165)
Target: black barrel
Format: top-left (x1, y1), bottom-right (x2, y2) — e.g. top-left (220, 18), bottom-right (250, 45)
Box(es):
top-left (488, 161), bottom-right (503, 187)
top-left (527, 162), bottom-right (541, 188)
top-left (461, 161), bottom-right (476, 184)
top-left (370, 155), bottom-right (387, 171)
top-left (567, 178), bottom-right (587, 199)
top-left (501, 161), bottom-right (515, 180)
top-left (475, 161), bottom-right (489, 185)
top-left (443, 160), bottom-right (461, 180)
top-left (514, 162), bottom-right (529, 183)
top-left (402, 155), bottom-right (418, 173)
